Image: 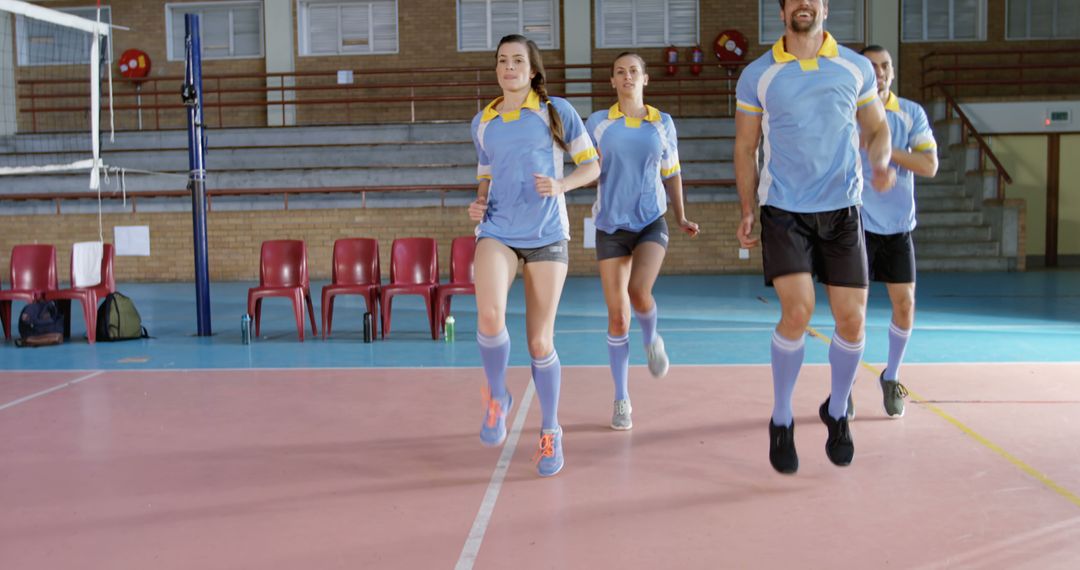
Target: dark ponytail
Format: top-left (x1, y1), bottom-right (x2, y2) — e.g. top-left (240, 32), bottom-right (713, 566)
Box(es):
top-left (497, 34), bottom-right (568, 152)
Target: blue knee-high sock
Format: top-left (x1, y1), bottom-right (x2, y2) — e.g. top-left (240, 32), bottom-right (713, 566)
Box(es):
top-left (770, 330), bottom-right (805, 427)
top-left (634, 305), bottom-right (658, 346)
top-left (828, 333), bottom-right (865, 419)
top-left (607, 333), bottom-right (630, 401)
top-left (885, 322), bottom-right (911, 381)
top-left (477, 329), bottom-right (511, 399)
top-left (532, 350), bottom-right (561, 430)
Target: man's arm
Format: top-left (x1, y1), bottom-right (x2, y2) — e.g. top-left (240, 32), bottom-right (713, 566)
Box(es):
top-left (890, 148), bottom-right (938, 178)
top-left (856, 99), bottom-right (896, 191)
top-left (734, 111), bottom-right (763, 248)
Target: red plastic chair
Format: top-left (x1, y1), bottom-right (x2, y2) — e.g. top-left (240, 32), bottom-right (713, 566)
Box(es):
top-left (1, 244), bottom-right (59, 341)
top-left (247, 240), bottom-right (318, 342)
top-left (45, 243), bottom-right (115, 344)
top-left (321, 238), bottom-right (381, 339)
top-left (380, 237), bottom-right (439, 340)
top-left (435, 237), bottom-right (476, 338)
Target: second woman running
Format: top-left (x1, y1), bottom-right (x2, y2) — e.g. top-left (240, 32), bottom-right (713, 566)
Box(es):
top-left (585, 52), bottom-right (699, 430)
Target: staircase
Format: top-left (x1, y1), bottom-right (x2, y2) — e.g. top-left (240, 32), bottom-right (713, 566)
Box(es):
top-left (909, 100), bottom-right (1024, 271)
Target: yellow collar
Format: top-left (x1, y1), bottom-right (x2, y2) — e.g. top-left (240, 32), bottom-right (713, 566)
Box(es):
top-left (883, 91), bottom-right (901, 112)
top-left (607, 103), bottom-right (661, 122)
top-left (771, 32), bottom-right (839, 63)
top-left (480, 90), bottom-right (541, 122)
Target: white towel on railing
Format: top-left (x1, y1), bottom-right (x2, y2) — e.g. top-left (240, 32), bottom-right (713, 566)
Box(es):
top-left (72, 241), bottom-right (103, 288)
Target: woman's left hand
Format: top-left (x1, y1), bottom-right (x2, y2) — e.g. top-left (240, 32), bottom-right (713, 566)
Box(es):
top-left (679, 218), bottom-right (700, 238)
top-left (533, 174), bottom-right (564, 197)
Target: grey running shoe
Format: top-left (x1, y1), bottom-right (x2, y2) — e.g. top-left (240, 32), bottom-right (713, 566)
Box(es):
top-left (611, 399), bottom-right (633, 430)
top-left (645, 335), bottom-right (669, 378)
top-left (880, 370), bottom-right (909, 417)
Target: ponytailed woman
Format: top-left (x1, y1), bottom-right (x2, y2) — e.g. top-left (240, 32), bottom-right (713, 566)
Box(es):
top-left (469, 35), bottom-right (600, 477)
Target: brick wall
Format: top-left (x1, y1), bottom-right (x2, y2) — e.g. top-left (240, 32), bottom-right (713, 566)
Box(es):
top-left (0, 202), bottom-right (760, 282)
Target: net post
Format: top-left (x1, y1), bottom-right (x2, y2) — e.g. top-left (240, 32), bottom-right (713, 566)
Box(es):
top-left (184, 13), bottom-right (212, 336)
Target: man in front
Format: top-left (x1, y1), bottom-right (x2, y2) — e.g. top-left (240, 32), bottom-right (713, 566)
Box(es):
top-left (734, 0), bottom-right (895, 474)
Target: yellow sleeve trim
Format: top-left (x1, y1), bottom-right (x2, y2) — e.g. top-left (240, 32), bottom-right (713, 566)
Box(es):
top-left (573, 148), bottom-right (599, 165)
top-left (856, 94), bottom-right (877, 108)
top-left (476, 174), bottom-right (492, 181)
top-left (661, 163), bottom-right (681, 178)
top-left (913, 142), bottom-right (937, 152)
top-left (736, 101), bottom-right (763, 114)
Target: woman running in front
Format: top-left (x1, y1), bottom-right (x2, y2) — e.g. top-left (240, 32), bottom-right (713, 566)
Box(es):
top-left (469, 35), bottom-right (600, 476)
top-left (585, 52), bottom-right (699, 430)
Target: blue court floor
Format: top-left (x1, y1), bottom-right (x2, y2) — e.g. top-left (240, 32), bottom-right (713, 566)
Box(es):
top-left (2, 271), bottom-right (1077, 370)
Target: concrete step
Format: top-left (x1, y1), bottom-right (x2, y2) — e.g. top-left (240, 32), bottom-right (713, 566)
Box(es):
top-left (916, 256), bottom-right (1010, 271)
top-left (918, 183), bottom-right (969, 198)
top-left (917, 196), bottom-right (976, 212)
top-left (914, 225), bottom-right (992, 241)
top-left (917, 211), bottom-right (984, 226)
top-left (917, 241), bottom-right (1001, 257)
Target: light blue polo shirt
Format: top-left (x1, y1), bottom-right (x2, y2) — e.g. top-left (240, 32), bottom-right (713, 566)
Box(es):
top-left (471, 90), bottom-right (598, 248)
top-left (735, 33), bottom-right (878, 213)
top-left (861, 92), bottom-right (937, 234)
top-left (585, 104), bottom-right (680, 234)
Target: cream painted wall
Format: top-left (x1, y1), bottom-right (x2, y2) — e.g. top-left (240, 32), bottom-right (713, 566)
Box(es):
top-left (1060, 135), bottom-right (1080, 256)
top-left (993, 136), bottom-right (1047, 256)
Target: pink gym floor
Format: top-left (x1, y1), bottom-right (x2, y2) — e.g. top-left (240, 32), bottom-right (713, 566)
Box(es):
top-left (3, 362), bottom-right (1079, 569)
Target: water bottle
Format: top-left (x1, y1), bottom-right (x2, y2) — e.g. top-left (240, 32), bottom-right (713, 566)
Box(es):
top-left (241, 313), bottom-right (252, 344)
top-left (444, 315), bottom-right (455, 342)
top-left (363, 312), bottom-right (373, 343)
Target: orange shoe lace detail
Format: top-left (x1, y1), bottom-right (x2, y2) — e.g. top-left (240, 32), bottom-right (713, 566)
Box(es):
top-left (481, 387), bottom-right (504, 429)
top-left (533, 432), bottom-right (556, 463)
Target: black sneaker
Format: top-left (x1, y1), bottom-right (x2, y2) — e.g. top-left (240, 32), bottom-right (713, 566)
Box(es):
top-left (768, 420), bottom-right (798, 474)
top-left (818, 398), bottom-right (854, 466)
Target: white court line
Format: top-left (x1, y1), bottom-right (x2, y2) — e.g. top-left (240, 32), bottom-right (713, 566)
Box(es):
top-left (0, 370), bottom-right (105, 412)
top-left (455, 382), bottom-right (536, 570)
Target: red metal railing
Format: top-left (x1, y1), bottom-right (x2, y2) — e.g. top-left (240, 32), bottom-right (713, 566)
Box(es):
top-left (920, 47), bottom-right (1080, 101)
top-left (16, 62), bottom-right (748, 133)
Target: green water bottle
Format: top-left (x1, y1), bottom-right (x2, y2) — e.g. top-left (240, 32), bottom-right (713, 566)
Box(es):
top-left (444, 315), bottom-right (455, 342)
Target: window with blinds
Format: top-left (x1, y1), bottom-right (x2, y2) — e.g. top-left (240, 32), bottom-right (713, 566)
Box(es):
top-left (902, 0), bottom-right (987, 42)
top-left (758, 0), bottom-right (863, 44)
top-left (458, 0), bottom-right (559, 51)
top-left (300, 1), bottom-right (398, 55)
top-left (16, 6), bottom-right (112, 67)
top-left (596, 0), bottom-right (698, 48)
top-left (166, 1), bottom-right (263, 61)
top-left (1007, 0), bottom-right (1080, 39)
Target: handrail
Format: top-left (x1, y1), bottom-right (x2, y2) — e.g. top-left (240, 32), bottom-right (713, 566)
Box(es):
top-left (0, 179), bottom-right (737, 215)
top-left (933, 86), bottom-right (1012, 201)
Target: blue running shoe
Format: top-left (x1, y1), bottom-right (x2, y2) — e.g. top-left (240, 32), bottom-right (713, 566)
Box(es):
top-left (480, 389), bottom-right (512, 447)
top-left (533, 427), bottom-right (564, 477)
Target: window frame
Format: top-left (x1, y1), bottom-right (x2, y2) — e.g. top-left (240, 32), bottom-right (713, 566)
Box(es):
top-left (165, 0), bottom-right (265, 61)
top-left (757, 0), bottom-right (864, 45)
top-left (456, 0), bottom-right (561, 52)
top-left (16, 6), bottom-right (113, 68)
top-left (595, 0), bottom-right (701, 49)
top-left (297, 0), bottom-right (400, 56)
top-left (1005, 0), bottom-right (1080, 40)
top-left (901, 0), bottom-right (988, 43)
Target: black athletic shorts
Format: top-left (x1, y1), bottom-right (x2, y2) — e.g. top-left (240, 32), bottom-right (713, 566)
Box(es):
top-left (595, 217), bottom-right (669, 261)
top-left (865, 231), bottom-right (916, 284)
top-left (760, 205), bottom-right (868, 288)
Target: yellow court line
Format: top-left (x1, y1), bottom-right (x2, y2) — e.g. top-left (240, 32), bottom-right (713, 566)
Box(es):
top-left (805, 325), bottom-right (1080, 509)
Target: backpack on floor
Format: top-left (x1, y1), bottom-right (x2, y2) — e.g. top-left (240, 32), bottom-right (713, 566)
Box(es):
top-left (96, 292), bottom-right (149, 341)
top-left (16, 301), bottom-right (66, 347)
